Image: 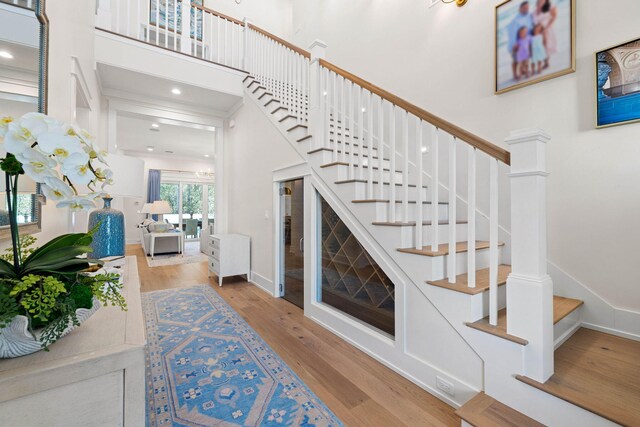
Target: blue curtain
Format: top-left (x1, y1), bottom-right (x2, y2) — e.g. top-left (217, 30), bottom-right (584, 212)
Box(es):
top-left (147, 169), bottom-right (162, 221)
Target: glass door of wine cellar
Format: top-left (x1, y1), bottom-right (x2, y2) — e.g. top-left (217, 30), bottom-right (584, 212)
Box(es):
top-left (280, 179), bottom-right (304, 309)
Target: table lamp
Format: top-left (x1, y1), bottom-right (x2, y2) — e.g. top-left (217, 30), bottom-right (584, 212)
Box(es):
top-left (88, 154), bottom-right (144, 258)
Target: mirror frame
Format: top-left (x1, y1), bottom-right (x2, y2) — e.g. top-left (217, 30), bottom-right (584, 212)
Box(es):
top-left (0, 0), bottom-right (48, 240)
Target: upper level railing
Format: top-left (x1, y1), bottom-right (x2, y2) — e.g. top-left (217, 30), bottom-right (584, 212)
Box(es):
top-left (0, 0), bottom-right (35, 11)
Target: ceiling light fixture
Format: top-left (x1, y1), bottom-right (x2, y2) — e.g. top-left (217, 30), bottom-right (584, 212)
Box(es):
top-left (151, 123), bottom-right (159, 128)
top-left (441, 0), bottom-right (467, 6)
top-left (0, 51), bottom-right (13, 59)
top-left (171, 88), bottom-right (182, 95)
top-left (196, 168), bottom-right (214, 178)
top-left (147, 146), bottom-right (154, 152)
top-left (204, 154), bottom-right (210, 158)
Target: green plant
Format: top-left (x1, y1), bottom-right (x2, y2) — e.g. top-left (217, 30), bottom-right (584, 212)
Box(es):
top-left (0, 113), bottom-right (127, 351)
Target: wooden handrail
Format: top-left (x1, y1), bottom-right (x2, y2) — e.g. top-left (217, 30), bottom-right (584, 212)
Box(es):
top-left (191, 3), bottom-right (244, 26)
top-left (319, 59), bottom-right (510, 165)
top-left (247, 23), bottom-right (311, 59)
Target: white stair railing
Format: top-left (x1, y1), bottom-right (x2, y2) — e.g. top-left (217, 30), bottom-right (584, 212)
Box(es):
top-left (315, 58), bottom-right (511, 326)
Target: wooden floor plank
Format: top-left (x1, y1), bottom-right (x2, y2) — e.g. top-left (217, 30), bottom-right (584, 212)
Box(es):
top-left (456, 392), bottom-right (544, 427)
top-left (127, 245), bottom-right (459, 426)
top-left (516, 328), bottom-right (640, 427)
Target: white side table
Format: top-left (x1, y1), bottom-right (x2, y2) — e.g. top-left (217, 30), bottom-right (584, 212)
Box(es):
top-left (149, 231), bottom-right (184, 259)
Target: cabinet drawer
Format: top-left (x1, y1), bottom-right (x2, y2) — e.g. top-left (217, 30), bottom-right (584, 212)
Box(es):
top-left (209, 237), bottom-right (220, 250)
top-left (209, 258), bottom-right (220, 274)
top-left (209, 247), bottom-right (219, 261)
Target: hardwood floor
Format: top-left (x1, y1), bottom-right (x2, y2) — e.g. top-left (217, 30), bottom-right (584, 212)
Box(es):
top-left (127, 245), bottom-right (459, 426)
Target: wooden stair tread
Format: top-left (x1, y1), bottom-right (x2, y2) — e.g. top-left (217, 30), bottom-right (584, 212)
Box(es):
top-left (515, 328), bottom-right (640, 427)
top-left (552, 296), bottom-right (584, 324)
top-left (465, 296), bottom-right (583, 346)
top-left (321, 164), bottom-right (401, 173)
top-left (308, 147), bottom-right (388, 160)
top-left (372, 220), bottom-right (467, 227)
top-left (398, 241), bottom-right (502, 257)
top-left (297, 135), bottom-right (313, 143)
top-left (427, 265), bottom-right (511, 295)
top-left (456, 392), bottom-right (544, 427)
top-left (287, 124), bottom-right (308, 132)
top-left (334, 179), bottom-right (426, 188)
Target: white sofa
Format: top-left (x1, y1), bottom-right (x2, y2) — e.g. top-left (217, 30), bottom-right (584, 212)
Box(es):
top-left (140, 224), bottom-right (181, 255)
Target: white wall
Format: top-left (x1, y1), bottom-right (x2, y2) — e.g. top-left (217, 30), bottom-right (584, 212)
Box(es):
top-left (121, 153), bottom-right (215, 244)
top-left (204, 0), bottom-right (292, 39)
top-left (224, 92), bottom-right (303, 288)
top-left (290, 0), bottom-right (640, 312)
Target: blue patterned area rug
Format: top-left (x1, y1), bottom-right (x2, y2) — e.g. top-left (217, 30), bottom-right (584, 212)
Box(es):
top-left (143, 284), bottom-right (343, 427)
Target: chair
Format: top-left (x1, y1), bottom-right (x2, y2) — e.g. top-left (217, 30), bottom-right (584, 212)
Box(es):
top-left (185, 218), bottom-right (199, 239)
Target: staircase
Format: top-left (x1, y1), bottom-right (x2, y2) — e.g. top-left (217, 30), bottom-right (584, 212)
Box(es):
top-left (96, 2), bottom-right (639, 425)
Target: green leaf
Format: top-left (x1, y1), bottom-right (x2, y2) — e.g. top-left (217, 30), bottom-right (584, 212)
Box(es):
top-left (0, 258), bottom-right (17, 278)
top-left (24, 233), bottom-right (90, 264)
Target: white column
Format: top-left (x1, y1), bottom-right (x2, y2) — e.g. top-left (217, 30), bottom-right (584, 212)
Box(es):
top-left (505, 128), bottom-right (554, 383)
top-left (180, 0), bottom-right (192, 54)
top-left (308, 40), bottom-right (328, 151)
top-left (95, 0), bottom-right (112, 29)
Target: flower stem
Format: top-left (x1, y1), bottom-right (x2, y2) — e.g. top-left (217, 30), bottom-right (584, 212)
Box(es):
top-left (6, 173), bottom-right (20, 272)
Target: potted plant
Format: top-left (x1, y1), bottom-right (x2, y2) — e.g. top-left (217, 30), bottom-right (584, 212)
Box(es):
top-left (0, 112), bottom-right (126, 358)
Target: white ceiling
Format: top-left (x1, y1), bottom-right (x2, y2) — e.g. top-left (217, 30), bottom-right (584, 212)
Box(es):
top-left (117, 113), bottom-right (215, 159)
top-left (0, 40), bottom-right (38, 74)
top-left (97, 63), bottom-right (241, 113)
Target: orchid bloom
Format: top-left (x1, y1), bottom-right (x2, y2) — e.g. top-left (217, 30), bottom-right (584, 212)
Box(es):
top-left (15, 148), bottom-right (58, 182)
top-left (41, 176), bottom-right (75, 202)
top-left (61, 152), bottom-right (95, 186)
top-left (56, 196), bottom-right (97, 212)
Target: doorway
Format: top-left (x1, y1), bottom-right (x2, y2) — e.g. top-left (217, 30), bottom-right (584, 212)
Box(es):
top-left (280, 179), bottom-right (304, 309)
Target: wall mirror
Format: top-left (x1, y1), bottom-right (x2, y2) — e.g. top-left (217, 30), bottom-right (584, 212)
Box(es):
top-left (0, 0), bottom-right (48, 239)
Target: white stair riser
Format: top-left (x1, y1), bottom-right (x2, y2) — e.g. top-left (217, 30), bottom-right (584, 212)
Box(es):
top-left (554, 307), bottom-right (582, 349)
top-left (372, 201), bottom-right (449, 223)
top-left (346, 181), bottom-right (428, 201)
top-left (310, 147), bottom-right (380, 164)
top-left (322, 164), bottom-right (404, 184)
top-left (374, 223), bottom-right (469, 248)
top-left (286, 126), bottom-right (309, 141)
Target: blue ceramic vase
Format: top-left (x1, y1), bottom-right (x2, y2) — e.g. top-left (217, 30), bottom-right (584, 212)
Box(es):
top-left (88, 197), bottom-right (125, 258)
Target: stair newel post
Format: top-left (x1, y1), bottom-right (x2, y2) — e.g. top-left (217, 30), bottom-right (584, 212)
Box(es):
top-left (506, 128), bottom-right (554, 383)
top-left (308, 40), bottom-right (328, 152)
top-left (180, 0), bottom-right (192, 54)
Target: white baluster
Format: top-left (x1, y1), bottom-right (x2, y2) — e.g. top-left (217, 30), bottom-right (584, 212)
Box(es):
top-left (136, 0), bottom-right (142, 40)
top-left (116, 0), bottom-right (121, 35)
top-left (180, 0), bottom-right (191, 53)
top-left (358, 87), bottom-right (364, 181)
top-left (402, 111), bottom-right (409, 222)
top-left (377, 99), bottom-right (384, 200)
top-left (201, 9), bottom-right (207, 59)
top-left (172, 0), bottom-right (178, 50)
top-left (164, 0), bottom-right (168, 47)
top-left (332, 72), bottom-right (338, 162)
top-left (340, 76), bottom-right (346, 164)
top-left (367, 92), bottom-right (374, 198)
top-left (348, 81), bottom-right (355, 179)
top-left (467, 145), bottom-right (477, 288)
top-left (447, 136), bottom-right (457, 283)
top-left (231, 20), bottom-right (235, 68)
top-left (489, 157), bottom-right (499, 325)
top-left (431, 126), bottom-right (440, 252)
top-left (415, 119), bottom-right (424, 249)
top-left (389, 105), bottom-right (397, 222)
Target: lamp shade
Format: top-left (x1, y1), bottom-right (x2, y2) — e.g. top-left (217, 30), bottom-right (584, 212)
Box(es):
top-left (104, 154), bottom-right (145, 198)
top-left (139, 203), bottom-right (153, 214)
top-left (150, 200), bottom-right (171, 215)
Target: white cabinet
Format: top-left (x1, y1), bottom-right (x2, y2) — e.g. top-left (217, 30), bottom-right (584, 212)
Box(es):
top-left (207, 233), bottom-right (251, 287)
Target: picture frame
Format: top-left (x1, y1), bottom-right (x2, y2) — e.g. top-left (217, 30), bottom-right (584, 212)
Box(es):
top-left (596, 37), bottom-right (640, 128)
top-left (495, 0), bottom-right (576, 94)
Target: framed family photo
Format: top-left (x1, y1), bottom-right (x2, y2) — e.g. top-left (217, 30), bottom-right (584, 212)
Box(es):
top-left (596, 37), bottom-right (640, 128)
top-left (495, 0), bottom-right (576, 94)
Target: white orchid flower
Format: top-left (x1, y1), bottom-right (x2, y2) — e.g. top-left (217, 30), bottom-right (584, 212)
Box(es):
top-left (41, 176), bottom-right (75, 202)
top-left (0, 116), bottom-right (14, 138)
top-left (3, 121), bottom-right (35, 155)
top-left (86, 191), bottom-right (107, 201)
top-left (38, 132), bottom-right (84, 161)
top-left (20, 112), bottom-right (58, 137)
top-left (56, 196), bottom-right (96, 212)
top-left (66, 125), bottom-right (94, 144)
top-left (61, 151), bottom-right (95, 186)
top-left (83, 142), bottom-right (108, 164)
top-left (15, 147), bottom-right (58, 182)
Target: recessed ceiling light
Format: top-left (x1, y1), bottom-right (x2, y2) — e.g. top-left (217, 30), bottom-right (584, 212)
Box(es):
top-left (0, 51), bottom-right (13, 59)
top-left (151, 123), bottom-right (159, 128)
top-left (421, 146), bottom-right (428, 153)
top-left (171, 88), bottom-right (181, 95)
top-left (204, 154), bottom-right (210, 158)
top-left (147, 146), bottom-right (154, 152)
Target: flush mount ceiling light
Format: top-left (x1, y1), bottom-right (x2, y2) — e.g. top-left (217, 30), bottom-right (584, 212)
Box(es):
top-left (441, 0), bottom-right (467, 6)
top-left (0, 51), bottom-right (13, 59)
top-left (171, 88), bottom-right (182, 95)
top-left (147, 146), bottom-right (154, 152)
top-left (204, 154), bottom-right (210, 158)
top-left (151, 123), bottom-right (159, 128)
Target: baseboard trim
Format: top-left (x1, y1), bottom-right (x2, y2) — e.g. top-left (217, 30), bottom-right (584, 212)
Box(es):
top-left (249, 270), bottom-right (275, 297)
top-left (581, 322), bottom-right (640, 342)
